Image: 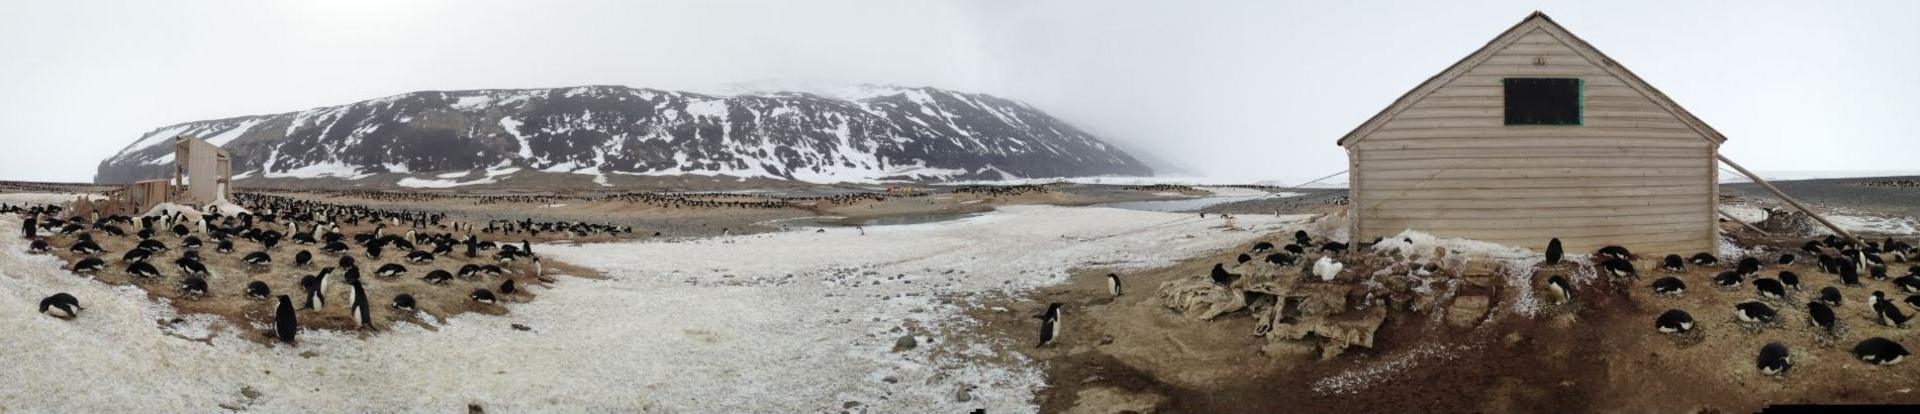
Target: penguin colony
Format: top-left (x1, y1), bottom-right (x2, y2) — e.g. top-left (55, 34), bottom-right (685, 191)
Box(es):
top-left (7, 192), bottom-right (577, 345)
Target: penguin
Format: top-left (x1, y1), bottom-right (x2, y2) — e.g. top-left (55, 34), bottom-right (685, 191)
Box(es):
top-left (1106, 273), bottom-right (1122, 297)
top-left (1807, 301), bottom-right (1838, 334)
top-left (481, 265), bottom-right (505, 277)
top-left (1818, 286), bottom-right (1843, 307)
top-left (1035, 303), bottom-right (1063, 347)
top-left (300, 273), bottom-right (326, 310)
top-left (1544, 238), bottom-right (1563, 266)
top-left (1546, 275), bottom-right (1574, 305)
top-left (1871, 292), bottom-right (1911, 328)
top-left (1852, 337), bottom-right (1909, 366)
top-left (180, 276), bottom-right (208, 297)
top-left (1312, 257), bottom-right (1344, 282)
top-left (1755, 278), bottom-right (1786, 300)
top-left (533, 256), bottom-right (544, 279)
top-left (243, 251), bottom-right (272, 267)
top-left (457, 264), bottom-right (481, 279)
top-left (1655, 309), bottom-right (1694, 333)
top-left (27, 238), bottom-right (49, 254)
top-left (1757, 342), bottom-right (1792, 376)
top-left (375, 263), bottom-right (407, 278)
top-left (1894, 275), bottom-right (1920, 294)
top-left (126, 261), bottom-right (161, 278)
top-left (216, 239), bottom-right (234, 254)
top-left (1712, 271), bottom-right (1744, 288)
top-left (121, 248), bottom-right (150, 263)
top-left (71, 257), bottom-right (106, 274)
top-left (38, 293), bottom-right (82, 319)
top-left (500, 279), bottom-right (517, 296)
top-left (1691, 252), bottom-right (1719, 266)
top-left (177, 258), bottom-right (209, 277)
top-left (1250, 242), bottom-right (1274, 254)
top-left (272, 295), bottom-right (298, 344)
top-left (1651, 276), bottom-right (1687, 296)
top-left (423, 270), bottom-right (453, 284)
top-left (1840, 261), bottom-right (1862, 286)
top-left (1210, 263), bottom-right (1241, 287)
top-left (470, 288), bottom-right (498, 304)
top-left (69, 240), bottom-right (103, 256)
top-left (391, 293), bottom-right (417, 312)
top-left (1735, 301), bottom-right (1777, 323)
top-left (136, 239), bottom-right (166, 253)
top-left (1906, 294), bottom-right (1920, 311)
top-left (1777, 254), bottom-right (1797, 266)
top-left (1778, 271), bottom-right (1801, 291)
top-left (1282, 244), bottom-right (1305, 255)
top-left (1236, 253), bottom-right (1252, 265)
top-left (1660, 254), bottom-right (1685, 272)
top-left (245, 280), bottom-right (271, 300)
top-left (1601, 258), bottom-right (1635, 278)
top-left (1264, 253), bottom-right (1296, 266)
top-left (1737, 257), bottom-right (1762, 276)
top-left (1293, 230), bottom-right (1311, 246)
top-left (1597, 245), bottom-right (1631, 261)
top-left (294, 250), bottom-right (313, 267)
top-left (349, 280), bottom-right (373, 330)
top-left (1871, 266), bottom-right (1890, 281)
top-left (406, 250), bottom-right (435, 264)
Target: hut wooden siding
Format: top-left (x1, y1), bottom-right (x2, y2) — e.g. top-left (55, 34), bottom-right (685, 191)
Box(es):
top-left (1339, 12), bottom-right (1725, 255)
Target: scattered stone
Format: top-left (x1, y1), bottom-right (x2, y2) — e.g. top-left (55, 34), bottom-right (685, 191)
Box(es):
top-left (468, 403), bottom-right (485, 414)
top-left (894, 335), bottom-right (918, 352)
top-left (954, 385), bottom-right (973, 402)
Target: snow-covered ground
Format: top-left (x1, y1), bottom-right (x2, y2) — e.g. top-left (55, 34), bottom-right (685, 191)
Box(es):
top-left (0, 204), bottom-right (1308, 412)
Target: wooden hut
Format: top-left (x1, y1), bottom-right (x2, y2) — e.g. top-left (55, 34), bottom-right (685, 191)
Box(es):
top-left (1339, 12), bottom-right (1724, 255)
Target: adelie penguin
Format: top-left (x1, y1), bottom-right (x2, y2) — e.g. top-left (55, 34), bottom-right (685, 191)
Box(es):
top-left (1735, 301), bottom-right (1777, 324)
top-left (1736, 257), bottom-right (1762, 276)
top-left (1689, 253), bottom-right (1719, 266)
top-left (1655, 309), bottom-right (1694, 333)
top-left (1852, 337), bottom-right (1909, 366)
top-left (1651, 277), bottom-right (1687, 296)
top-left (300, 272), bottom-right (328, 310)
top-left (1777, 254), bottom-right (1796, 266)
top-left (1546, 275), bottom-right (1574, 305)
top-left (121, 248), bottom-right (150, 264)
top-left (1210, 263), bottom-right (1241, 287)
top-left (470, 288), bottom-right (498, 304)
top-left (1894, 275), bottom-right (1920, 294)
top-left (126, 261), bottom-right (161, 279)
top-left (294, 250), bottom-right (313, 267)
top-left (1871, 291), bottom-right (1911, 328)
top-left (1660, 254), bottom-right (1685, 272)
top-left (391, 293), bottom-right (417, 312)
top-left (180, 276), bottom-right (209, 297)
top-left (1818, 286), bottom-right (1844, 307)
top-left (1840, 262), bottom-right (1862, 286)
top-left (423, 270), bottom-right (453, 285)
top-left (27, 239), bottom-right (49, 254)
top-left (501, 279), bottom-right (517, 296)
top-left (375, 263), bottom-right (407, 278)
top-left (1713, 270), bottom-right (1744, 288)
top-left (1754, 278), bottom-right (1787, 300)
top-left (1034, 303), bottom-right (1063, 348)
top-left (1757, 342), bottom-right (1792, 376)
top-left (1807, 301), bottom-right (1838, 334)
top-left (1106, 273), bottom-right (1122, 297)
top-left (243, 251), bottom-right (272, 267)
top-left (1543, 238), bottom-right (1563, 266)
top-left (272, 295), bottom-right (298, 344)
top-left (1778, 271), bottom-right (1801, 291)
top-left (245, 280), bottom-right (271, 300)
top-left (1250, 242), bottom-right (1274, 254)
top-left (71, 257), bottom-right (105, 274)
top-left (38, 293), bottom-right (82, 319)
top-left (1601, 258), bottom-right (1635, 279)
top-left (1597, 245), bottom-right (1632, 261)
top-left (1264, 253), bottom-right (1296, 266)
top-left (348, 279), bottom-right (373, 330)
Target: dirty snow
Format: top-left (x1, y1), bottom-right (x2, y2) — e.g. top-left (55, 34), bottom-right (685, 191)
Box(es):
top-left (0, 205), bottom-right (1307, 412)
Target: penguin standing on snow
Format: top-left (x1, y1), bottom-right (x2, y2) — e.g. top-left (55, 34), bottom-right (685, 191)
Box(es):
top-left (272, 295), bottom-right (298, 344)
top-left (38, 293), bottom-right (82, 319)
top-left (1546, 275), bottom-right (1574, 305)
top-left (1035, 303), bottom-right (1063, 348)
top-left (1106, 273), bottom-right (1122, 297)
top-left (1544, 238), bottom-right (1563, 266)
top-left (348, 279), bottom-right (373, 330)
top-left (1757, 342), bottom-right (1793, 376)
top-left (1807, 301), bottom-right (1838, 334)
top-left (1655, 309), bottom-right (1694, 333)
top-left (1853, 337), bottom-right (1909, 365)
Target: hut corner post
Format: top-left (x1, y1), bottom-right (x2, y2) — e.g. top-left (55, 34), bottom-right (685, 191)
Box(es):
top-left (1715, 154), bottom-right (1862, 246)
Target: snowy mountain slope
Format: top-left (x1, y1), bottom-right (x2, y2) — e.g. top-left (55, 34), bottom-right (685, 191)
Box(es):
top-left (94, 85), bottom-right (1151, 184)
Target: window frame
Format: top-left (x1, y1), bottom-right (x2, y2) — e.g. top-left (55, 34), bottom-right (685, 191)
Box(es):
top-left (1502, 77), bottom-right (1584, 126)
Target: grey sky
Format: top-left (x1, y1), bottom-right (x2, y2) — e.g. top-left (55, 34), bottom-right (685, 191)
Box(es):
top-left (2, 0), bottom-right (1914, 183)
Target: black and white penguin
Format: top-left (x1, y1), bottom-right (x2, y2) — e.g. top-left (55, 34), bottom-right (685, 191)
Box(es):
top-left (1210, 263), bottom-right (1241, 287)
top-left (243, 251), bottom-right (272, 267)
top-left (1236, 253), bottom-right (1252, 265)
top-left (126, 261), bottom-right (161, 278)
top-left (500, 279), bottom-right (517, 296)
top-left (216, 239), bottom-right (234, 254)
top-left (245, 280), bottom-right (271, 300)
top-left (1894, 275), bottom-right (1920, 294)
top-left (1690, 252), bottom-right (1719, 266)
top-left (1264, 253), bottom-right (1296, 266)
top-left (69, 240), bottom-right (103, 256)
top-left (391, 293), bottom-right (417, 312)
top-left (1807, 301), bottom-right (1838, 334)
top-left (71, 257), bottom-right (106, 274)
top-left (1544, 238), bottom-right (1563, 266)
top-left (1737, 257), bottom-right (1762, 276)
top-left (349, 279), bottom-right (373, 330)
top-left (1872, 292), bottom-right (1912, 328)
top-left (300, 273), bottom-right (327, 310)
top-left (1106, 273), bottom-right (1122, 297)
top-left (1777, 254), bottom-right (1797, 266)
top-left (1251, 242), bottom-right (1274, 254)
top-left (1818, 286), bottom-right (1843, 307)
top-left (1852, 337), bottom-right (1909, 366)
top-left (1757, 342), bottom-right (1792, 376)
top-left (1293, 230), bottom-right (1311, 246)
top-left (27, 238), bottom-right (49, 254)
top-left (177, 259), bottom-right (209, 278)
top-left (456, 264), bottom-right (480, 279)
top-left (470, 288), bottom-right (498, 304)
top-left (1597, 245), bottom-right (1632, 261)
top-left (1840, 262), bottom-right (1862, 286)
top-left (180, 276), bottom-right (208, 297)
top-left (38, 293), bottom-right (82, 319)
top-left (1601, 258), bottom-right (1635, 279)
top-left (1651, 277), bottom-right (1687, 296)
top-left (423, 270), bottom-right (453, 284)
top-left (294, 250), bottom-right (313, 267)
top-left (121, 248), bottom-right (150, 263)
top-left (1660, 254), bottom-right (1685, 272)
top-left (273, 295), bottom-right (298, 344)
top-left (1755, 278), bottom-right (1787, 300)
top-left (406, 250), bottom-right (434, 264)
top-left (1713, 270), bottom-right (1744, 287)
top-left (1735, 301), bottom-right (1777, 323)
top-left (481, 265), bottom-right (505, 277)
top-left (1035, 303), bottom-right (1063, 347)
top-left (1778, 271), bottom-right (1801, 291)
top-left (1319, 242), bottom-right (1349, 255)
top-left (375, 263), bottom-right (407, 278)
top-left (1546, 275), bottom-right (1574, 305)
top-left (1871, 266), bottom-right (1890, 281)
top-left (1655, 309), bottom-right (1694, 334)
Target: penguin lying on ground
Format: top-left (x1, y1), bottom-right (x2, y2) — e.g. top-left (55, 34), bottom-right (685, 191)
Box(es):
top-left (1757, 343), bottom-right (1792, 376)
top-left (1655, 309), bottom-right (1693, 333)
top-left (1651, 277), bottom-right (1686, 296)
top-left (39, 293), bottom-right (82, 319)
top-left (1735, 302), bottom-right (1777, 324)
top-left (1853, 337), bottom-right (1909, 365)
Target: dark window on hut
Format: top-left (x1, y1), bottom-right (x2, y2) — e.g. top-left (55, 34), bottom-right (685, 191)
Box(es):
top-left (1503, 78), bottom-right (1582, 125)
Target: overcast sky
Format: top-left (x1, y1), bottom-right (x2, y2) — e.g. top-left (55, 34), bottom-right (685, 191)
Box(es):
top-left (1, 0), bottom-right (1914, 183)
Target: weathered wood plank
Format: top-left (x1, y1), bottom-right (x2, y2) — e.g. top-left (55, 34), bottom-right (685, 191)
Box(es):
top-left (1356, 138), bottom-right (1708, 150)
top-left (1361, 176), bottom-right (1705, 190)
top-left (1362, 157), bottom-right (1705, 171)
top-left (1360, 146), bottom-right (1703, 160)
top-left (1359, 185), bottom-right (1708, 200)
top-left (1366, 127), bottom-right (1704, 141)
top-left (1357, 195), bottom-right (1701, 210)
top-left (1359, 167), bottom-right (1705, 181)
top-left (1362, 204), bottom-right (1705, 219)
